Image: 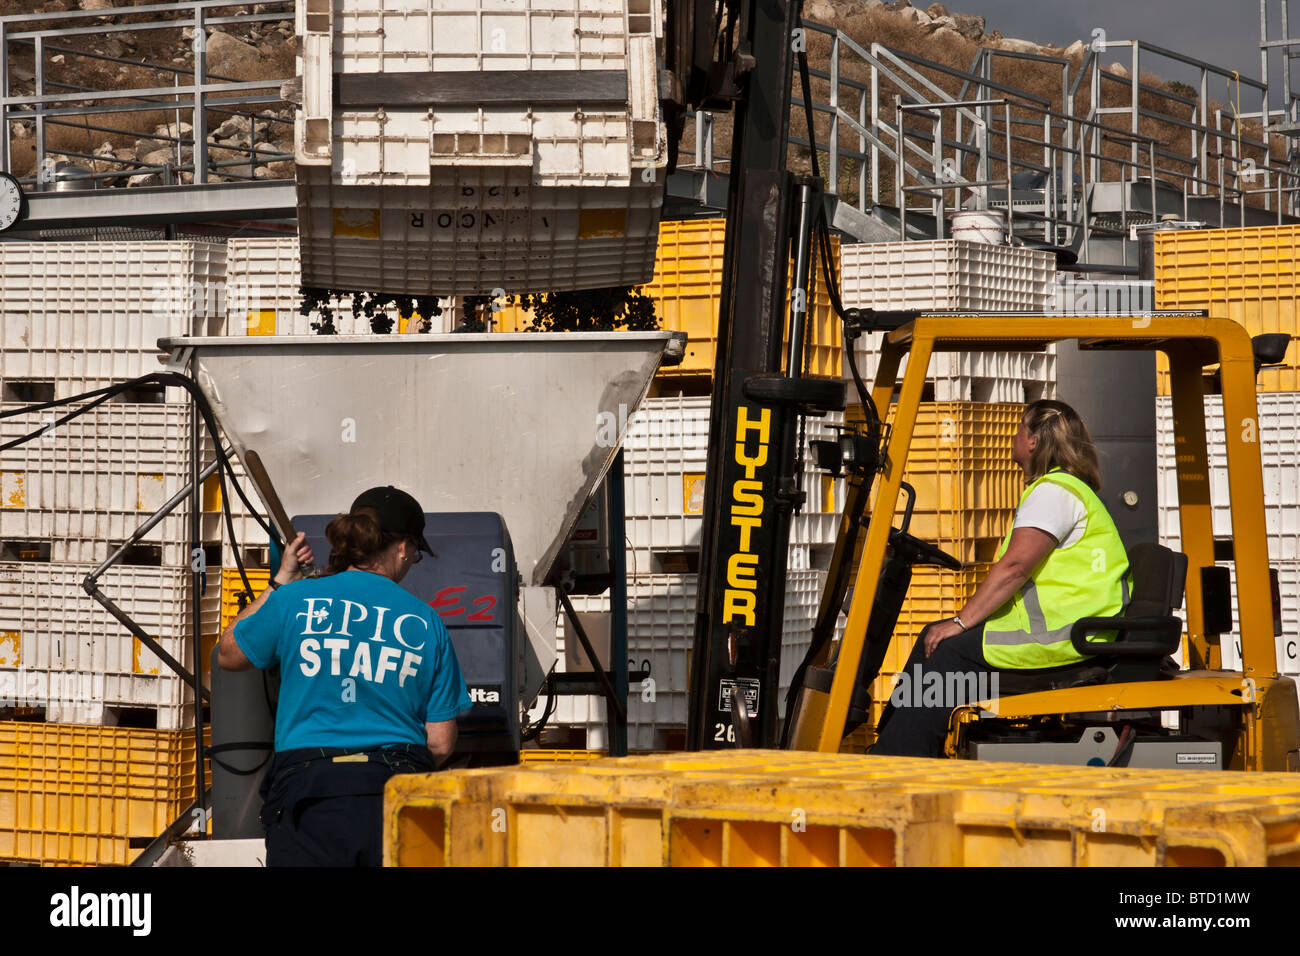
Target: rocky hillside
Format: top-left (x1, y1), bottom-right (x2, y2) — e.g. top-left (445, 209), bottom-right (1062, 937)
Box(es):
top-left (1, 0), bottom-right (1277, 196)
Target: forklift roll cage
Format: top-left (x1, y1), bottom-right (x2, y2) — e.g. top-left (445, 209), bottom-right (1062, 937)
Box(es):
top-left (789, 312), bottom-right (1300, 771)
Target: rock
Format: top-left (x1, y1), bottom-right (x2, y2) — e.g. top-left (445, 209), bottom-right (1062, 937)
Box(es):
top-left (78, 0), bottom-right (114, 10)
top-left (205, 31), bottom-right (261, 70)
top-left (127, 172), bottom-right (163, 188)
top-left (898, 6), bottom-right (930, 27)
top-left (930, 26), bottom-right (966, 46)
top-left (949, 12), bottom-right (985, 39)
top-left (12, 64), bottom-right (34, 83)
top-left (153, 121), bottom-right (192, 140)
top-left (996, 37), bottom-right (1042, 55)
top-left (1063, 39), bottom-right (1087, 60)
top-left (113, 147), bottom-right (136, 162)
top-left (925, 2), bottom-right (947, 16)
top-left (213, 114), bottom-right (253, 141)
top-left (141, 147), bottom-right (190, 168)
top-left (258, 41), bottom-right (276, 56)
top-left (887, 0), bottom-right (912, 9)
top-left (929, 15), bottom-right (957, 31)
top-left (94, 141), bottom-right (115, 158)
top-left (11, 122), bottom-right (32, 140)
top-left (50, 54), bottom-right (65, 65)
top-left (806, 0), bottom-right (836, 22)
top-left (103, 37), bottom-right (124, 58)
top-left (1108, 62), bottom-right (1129, 78)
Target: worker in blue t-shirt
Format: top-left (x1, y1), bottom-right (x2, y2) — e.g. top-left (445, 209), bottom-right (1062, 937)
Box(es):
top-left (217, 485), bottom-right (471, 867)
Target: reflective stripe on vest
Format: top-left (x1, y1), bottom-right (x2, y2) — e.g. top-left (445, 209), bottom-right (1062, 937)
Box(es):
top-left (983, 575), bottom-right (1131, 649)
top-left (982, 469), bottom-right (1132, 669)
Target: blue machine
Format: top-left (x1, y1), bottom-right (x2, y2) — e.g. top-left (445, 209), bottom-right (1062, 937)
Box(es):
top-left (291, 511), bottom-right (522, 758)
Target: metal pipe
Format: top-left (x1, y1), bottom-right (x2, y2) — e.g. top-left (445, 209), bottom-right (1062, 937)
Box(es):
top-left (1004, 101), bottom-right (1013, 242)
top-left (556, 588), bottom-right (625, 722)
top-left (0, 20), bottom-right (9, 173)
top-left (607, 452), bottom-right (628, 757)
top-left (785, 180), bottom-right (816, 375)
top-left (83, 581), bottom-right (207, 695)
top-left (189, 387), bottom-right (207, 833)
top-left (93, 454), bottom-right (224, 577)
top-left (34, 34), bottom-right (45, 189)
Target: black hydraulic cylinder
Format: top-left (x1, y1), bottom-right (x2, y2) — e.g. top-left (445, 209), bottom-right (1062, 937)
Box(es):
top-left (687, 0), bottom-right (810, 750)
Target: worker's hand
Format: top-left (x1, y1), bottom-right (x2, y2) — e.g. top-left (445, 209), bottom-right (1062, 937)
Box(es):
top-left (276, 531), bottom-right (314, 583)
top-left (922, 618), bottom-right (965, 658)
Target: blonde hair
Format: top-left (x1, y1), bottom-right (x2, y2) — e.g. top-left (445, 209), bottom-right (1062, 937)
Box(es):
top-left (1022, 399), bottom-right (1102, 491)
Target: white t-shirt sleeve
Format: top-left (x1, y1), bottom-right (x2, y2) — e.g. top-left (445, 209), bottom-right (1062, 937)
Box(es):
top-left (1014, 482), bottom-right (1088, 547)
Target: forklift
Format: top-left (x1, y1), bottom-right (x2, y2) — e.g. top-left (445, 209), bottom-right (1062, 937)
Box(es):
top-left (672, 0), bottom-right (1300, 770)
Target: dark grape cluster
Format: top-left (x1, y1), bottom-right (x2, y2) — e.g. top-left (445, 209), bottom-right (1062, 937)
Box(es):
top-left (517, 287), bottom-right (660, 332)
top-left (298, 287), bottom-right (448, 334)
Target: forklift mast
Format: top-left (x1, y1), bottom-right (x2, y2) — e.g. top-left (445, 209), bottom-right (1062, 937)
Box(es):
top-left (668, 0), bottom-right (846, 750)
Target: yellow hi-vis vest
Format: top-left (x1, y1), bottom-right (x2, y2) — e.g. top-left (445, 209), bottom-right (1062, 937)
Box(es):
top-left (982, 469), bottom-right (1132, 669)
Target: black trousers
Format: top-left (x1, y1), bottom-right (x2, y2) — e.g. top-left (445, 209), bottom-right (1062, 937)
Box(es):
top-left (260, 744), bottom-right (437, 867)
top-left (871, 625), bottom-right (997, 759)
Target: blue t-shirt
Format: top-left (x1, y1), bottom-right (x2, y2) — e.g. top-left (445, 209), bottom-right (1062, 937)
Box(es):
top-left (233, 569), bottom-right (472, 752)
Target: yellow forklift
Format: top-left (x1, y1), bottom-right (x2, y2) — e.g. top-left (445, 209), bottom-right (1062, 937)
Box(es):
top-left (786, 313), bottom-right (1300, 772)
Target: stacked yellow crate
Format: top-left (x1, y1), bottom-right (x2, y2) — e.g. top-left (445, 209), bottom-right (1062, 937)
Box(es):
top-left (0, 721), bottom-right (208, 866)
top-left (842, 402), bottom-right (1024, 735)
top-left (492, 218), bottom-right (843, 383)
top-left (1152, 224), bottom-right (1300, 686)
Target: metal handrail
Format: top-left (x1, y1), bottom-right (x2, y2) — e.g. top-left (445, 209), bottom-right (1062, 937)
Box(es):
top-left (1, 0), bottom-right (293, 188)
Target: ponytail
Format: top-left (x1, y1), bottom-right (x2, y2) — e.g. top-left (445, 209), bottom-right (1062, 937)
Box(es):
top-left (324, 507), bottom-right (387, 574)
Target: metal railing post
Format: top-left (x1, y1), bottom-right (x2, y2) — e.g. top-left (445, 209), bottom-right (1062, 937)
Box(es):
top-left (193, 2), bottom-right (207, 184)
top-left (829, 31), bottom-right (839, 196)
top-left (33, 34), bottom-right (45, 189)
top-left (0, 20), bottom-right (9, 173)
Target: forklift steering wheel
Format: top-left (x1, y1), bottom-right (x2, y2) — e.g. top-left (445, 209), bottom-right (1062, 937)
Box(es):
top-left (888, 528), bottom-right (963, 571)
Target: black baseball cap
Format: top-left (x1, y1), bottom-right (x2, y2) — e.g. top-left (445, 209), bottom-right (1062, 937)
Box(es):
top-left (351, 486), bottom-right (436, 557)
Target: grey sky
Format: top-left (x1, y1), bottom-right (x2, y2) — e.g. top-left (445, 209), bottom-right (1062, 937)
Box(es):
top-left (965, 1), bottom-right (1280, 90)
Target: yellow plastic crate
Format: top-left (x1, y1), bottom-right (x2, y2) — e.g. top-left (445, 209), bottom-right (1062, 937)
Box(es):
top-left (0, 722), bottom-right (205, 866)
top-left (848, 402), bottom-right (1022, 562)
top-left (494, 218), bottom-right (842, 378)
top-left (385, 750), bottom-right (1300, 866)
top-left (219, 567), bottom-right (271, 632)
top-left (519, 749), bottom-right (609, 764)
top-left (1154, 224), bottom-right (1300, 392)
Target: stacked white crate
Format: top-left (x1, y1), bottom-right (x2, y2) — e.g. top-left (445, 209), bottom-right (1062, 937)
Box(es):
top-left (0, 242), bottom-right (226, 401)
top-left (839, 240), bottom-right (1057, 402)
top-left (0, 241), bottom-right (226, 727)
top-left (224, 237), bottom-right (458, 336)
top-left (294, 0), bottom-right (667, 296)
top-left (543, 569), bottom-right (827, 750)
top-left (0, 563), bottom-right (220, 729)
top-left (622, 396), bottom-right (845, 563)
top-left (1155, 394), bottom-right (1300, 676)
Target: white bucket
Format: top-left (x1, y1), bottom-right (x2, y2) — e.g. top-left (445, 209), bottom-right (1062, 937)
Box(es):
top-left (950, 210), bottom-right (1005, 244)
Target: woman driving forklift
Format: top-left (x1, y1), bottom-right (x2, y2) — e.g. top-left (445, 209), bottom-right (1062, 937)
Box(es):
top-left (871, 399), bottom-right (1132, 758)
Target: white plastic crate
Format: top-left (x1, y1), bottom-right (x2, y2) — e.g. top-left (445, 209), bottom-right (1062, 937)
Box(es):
top-left (294, 0), bottom-right (667, 295)
top-left (1202, 561), bottom-right (1299, 677)
top-left (0, 242), bottom-right (227, 400)
top-left (840, 239), bottom-right (1056, 401)
top-left (847, 331), bottom-right (1057, 403)
top-left (839, 240), bottom-right (1055, 311)
top-left (1156, 394), bottom-right (1300, 560)
top-left (0, 562), bottom-right (220, 728)
top-left (225, 237), bottom-right (458, 335)
top-left (0, 402), bottom-right (223, 566)
top-left (622, 396), bottom-right (845, 553)
top-left (542, 569), bottom-right (827, 746)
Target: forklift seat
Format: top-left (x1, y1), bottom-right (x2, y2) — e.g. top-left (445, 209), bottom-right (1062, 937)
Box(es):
top-left (993, 543), bottom-right (1188, 697)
